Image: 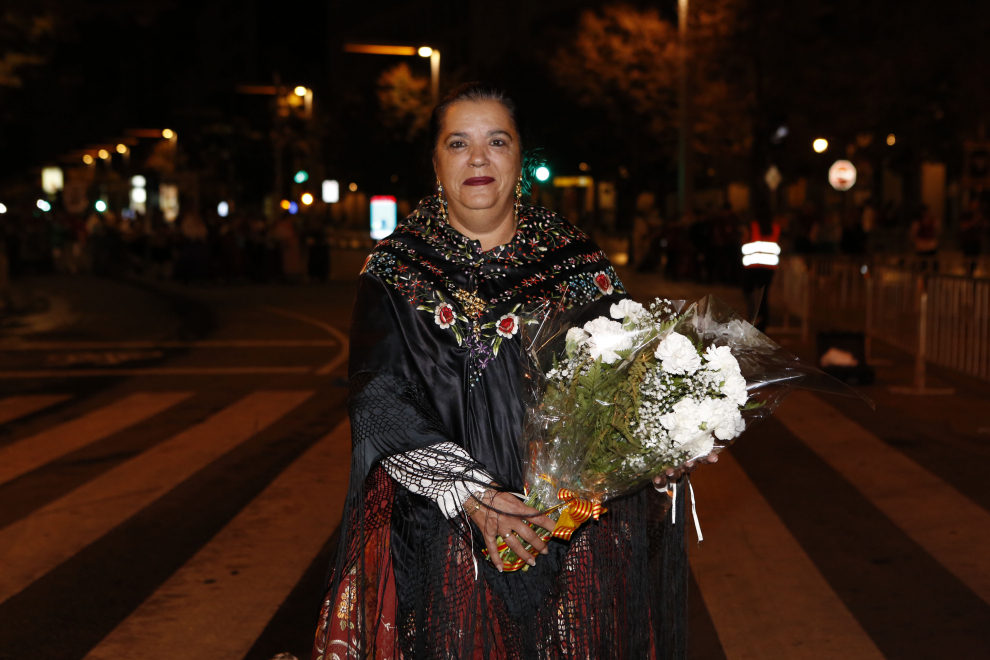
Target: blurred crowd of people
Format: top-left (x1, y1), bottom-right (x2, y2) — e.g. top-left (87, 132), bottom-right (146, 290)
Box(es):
top-left (1, 208), bottom-right (340, 285)
top-left (631, 197), bottom-right (989, 282)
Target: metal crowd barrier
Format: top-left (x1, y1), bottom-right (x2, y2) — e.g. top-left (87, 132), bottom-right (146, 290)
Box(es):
top-left (773, 256), bottom-right (990, 386)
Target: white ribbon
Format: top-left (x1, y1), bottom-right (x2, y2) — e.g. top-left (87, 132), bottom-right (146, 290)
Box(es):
top-left (687, 476), bottom-right (703, 543)
top-left (659, 479), bottom-right (703, 543)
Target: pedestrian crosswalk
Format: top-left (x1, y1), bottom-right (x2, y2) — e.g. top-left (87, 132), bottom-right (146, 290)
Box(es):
top-left (690, 453), bottom-right (886, 660)
top-left (0, 388), bottom-right (988, 659)
top-left (0, 394), bottom-right (70, 426)
top-left (776, 391), bottom-right (990, 605)
top-left (0, 392), bottom-right (191, 486)
top-left (83, 421), bottom-right (352, 660)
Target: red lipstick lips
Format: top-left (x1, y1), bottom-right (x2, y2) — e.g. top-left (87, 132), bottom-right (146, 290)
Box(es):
top-left (463, 177), bottom-right (495, 186)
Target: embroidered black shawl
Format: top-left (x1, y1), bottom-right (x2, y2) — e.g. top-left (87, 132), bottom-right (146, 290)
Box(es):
top-left (313, 197), bottom-right (687, 660)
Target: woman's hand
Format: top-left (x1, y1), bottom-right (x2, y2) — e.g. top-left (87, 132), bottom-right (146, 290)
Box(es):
top-left (469, 491), bottom-right (557, 572)
top-left (653, 452), bottom-right (719, 489)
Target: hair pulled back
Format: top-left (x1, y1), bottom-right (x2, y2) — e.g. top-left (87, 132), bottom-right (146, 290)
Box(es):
top-left (429, 82), bottom-right (522, 153)
top-left (429, 82), bottom-right (545, 193)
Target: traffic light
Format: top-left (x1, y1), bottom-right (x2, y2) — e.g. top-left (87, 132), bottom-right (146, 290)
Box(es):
top-left (535, 166), bottom-right (550, 182)
top-left (294, 170), bottom-right (309, 184)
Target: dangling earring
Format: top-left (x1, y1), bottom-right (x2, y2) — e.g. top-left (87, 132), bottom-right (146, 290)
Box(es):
top-left (514, 174), bottom-right (523, 225)
top-left (436, 179), bottom-right (448, 222)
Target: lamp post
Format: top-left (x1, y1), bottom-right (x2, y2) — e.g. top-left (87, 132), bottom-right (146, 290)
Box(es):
top-left (677, 0), bottom-right (690, 217)
top-left (344, 44), bottom-right (441, 106)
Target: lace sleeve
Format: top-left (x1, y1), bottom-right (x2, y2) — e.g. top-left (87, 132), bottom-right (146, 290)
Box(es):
top-left (382, 442), bottom-right (493, 518)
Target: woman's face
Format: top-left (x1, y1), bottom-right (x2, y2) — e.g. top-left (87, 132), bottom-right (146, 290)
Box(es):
top-left (434, 100), bottom-right (522, 216)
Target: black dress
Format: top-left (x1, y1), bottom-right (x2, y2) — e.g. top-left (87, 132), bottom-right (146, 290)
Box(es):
top-left (313, 196), bottom-right (688, 660)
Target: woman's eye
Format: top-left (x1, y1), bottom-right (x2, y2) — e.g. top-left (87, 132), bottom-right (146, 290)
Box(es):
top-left (449, 141), bottom-right (465, 148)
top-left (491, 139), bottom-right (506, 147)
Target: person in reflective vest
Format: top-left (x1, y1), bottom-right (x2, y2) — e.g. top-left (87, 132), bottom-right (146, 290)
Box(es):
top-left (740, 210), bottom-right (780, 332)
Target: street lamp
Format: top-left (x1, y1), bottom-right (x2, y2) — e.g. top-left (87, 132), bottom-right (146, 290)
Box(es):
top-left (813, 138), bottom-right (829, 153)
top-left (345, 43), bottom-right (441, 105)
top-left (677, 0), bottom-right (690, 216)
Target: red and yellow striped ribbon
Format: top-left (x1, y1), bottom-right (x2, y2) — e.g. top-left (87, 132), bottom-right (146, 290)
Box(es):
top-left (550, 487), bottom-right (604, 541)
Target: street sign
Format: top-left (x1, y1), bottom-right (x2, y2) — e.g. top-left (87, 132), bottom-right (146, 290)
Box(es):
top-left (764, 165), bottom-right (782, 191)
top-left (159, 183), bottom-right (179, 222)
top-left (42, 167), bottom-right (64, 194)
top-left (370, 195), bottom-right (397, 240)
top-left (829, 160), bottom-right (857, 191)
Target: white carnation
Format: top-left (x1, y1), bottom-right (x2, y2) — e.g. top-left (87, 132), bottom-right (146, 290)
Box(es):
top-left (720, 372), bottom-right (749, 406)
top-left (681, 431), bottom-right (715, 461)
top-left (566, 326), bottom-right (590, 344)
top-left (610, 298), bottom-right (647, 323)
top-left (661, 398), bottom-right (715, 458)
top-left (654, 332), bottom-right (702, 375)
top-left (704, 345), bottom-right (741, 376)
top-left (709, 398), bottom-right (746, 441)
top-left (582, 317), bottom-right (634, 365)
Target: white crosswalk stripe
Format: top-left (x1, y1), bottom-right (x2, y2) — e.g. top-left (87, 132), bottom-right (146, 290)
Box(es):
top-left (0, 394), bottom-right (71, 426)
top-left (776, 391), bottom-right (990, 606)
top-left (0, 391), bottom-right (312, 604)
top-left (83, 421), bottom-right (351, 660)
top-left (690, 454), bottom-right (885, 660)
top-left (0, 392), bottom-right (191, 486)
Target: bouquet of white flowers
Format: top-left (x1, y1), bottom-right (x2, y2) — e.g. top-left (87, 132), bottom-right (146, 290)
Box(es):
top-left (487, 295), bottom-right (863, 571)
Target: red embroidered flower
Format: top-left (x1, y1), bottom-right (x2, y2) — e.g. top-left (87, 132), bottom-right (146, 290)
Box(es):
top-left (434, 303), bottom-right (455, 329)
top-left (593, 271), bottom-right (614, 295)
top-left (496, 313), bottom-right (520, 338)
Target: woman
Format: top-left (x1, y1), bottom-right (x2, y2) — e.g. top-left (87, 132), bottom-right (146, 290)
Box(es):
top-left (313, 83), bottom-right (696, 660)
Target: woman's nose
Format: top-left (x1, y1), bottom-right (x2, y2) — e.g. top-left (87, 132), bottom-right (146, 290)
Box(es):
top-left (468, 146), bottom-right (489, 166)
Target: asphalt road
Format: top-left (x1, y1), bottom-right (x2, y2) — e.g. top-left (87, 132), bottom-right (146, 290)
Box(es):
top-left (1, 274), bottom-right (988, 660)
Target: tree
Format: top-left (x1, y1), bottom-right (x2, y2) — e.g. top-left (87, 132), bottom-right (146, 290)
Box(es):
top-left (552, 3), bottom-right (751, 177)
top-left (377, 63), bottom-right (432, 143)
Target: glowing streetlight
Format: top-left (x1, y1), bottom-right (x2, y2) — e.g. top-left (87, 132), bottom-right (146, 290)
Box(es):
top-left (346, 43), bottom-right (440, 105)
top-left (116, 144), bottom-right (128, 154)
top-left (37, 199), bottom-right (52, 212)
top-left (280, 199), bottom-right (291, 210)
top-left (83, 154), bottom-right (94, 165)
top-left (887, 134), bottom-right (896, 146)
top-left (0, 203), bottom-right (7, 214)
top-left (301, 192), bottom-right (314, 205)
top-left (294, 86), bottom-right (307, 97)
top-left (322, 180), bottom-right (339, 203)
top-left (98, 149), bottom-right (110, 160)
top-left (349, 182), bottom-right (358, 192)
top-left (288, 201), bottom-right (299, 215)
top-left (294, 170), bottom-right (309, 184)
top-left (813, 138), bottom-right (829, 153)
top-left (42, 167), bottom-right (64, 194)
top-left (535, 166), bottom-right (550, 182)
top-left (95, 200), bottom-right (108, 212)
top-left (131, 175), bottom-right (147, 188)
top-left (162, 128), bottom-right (174, 139)
top-left (218, 201), bottom-right (229, 217)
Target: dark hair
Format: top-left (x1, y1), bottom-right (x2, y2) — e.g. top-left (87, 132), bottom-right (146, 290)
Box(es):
top-left (428, 82), bottom-right (522, 154)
